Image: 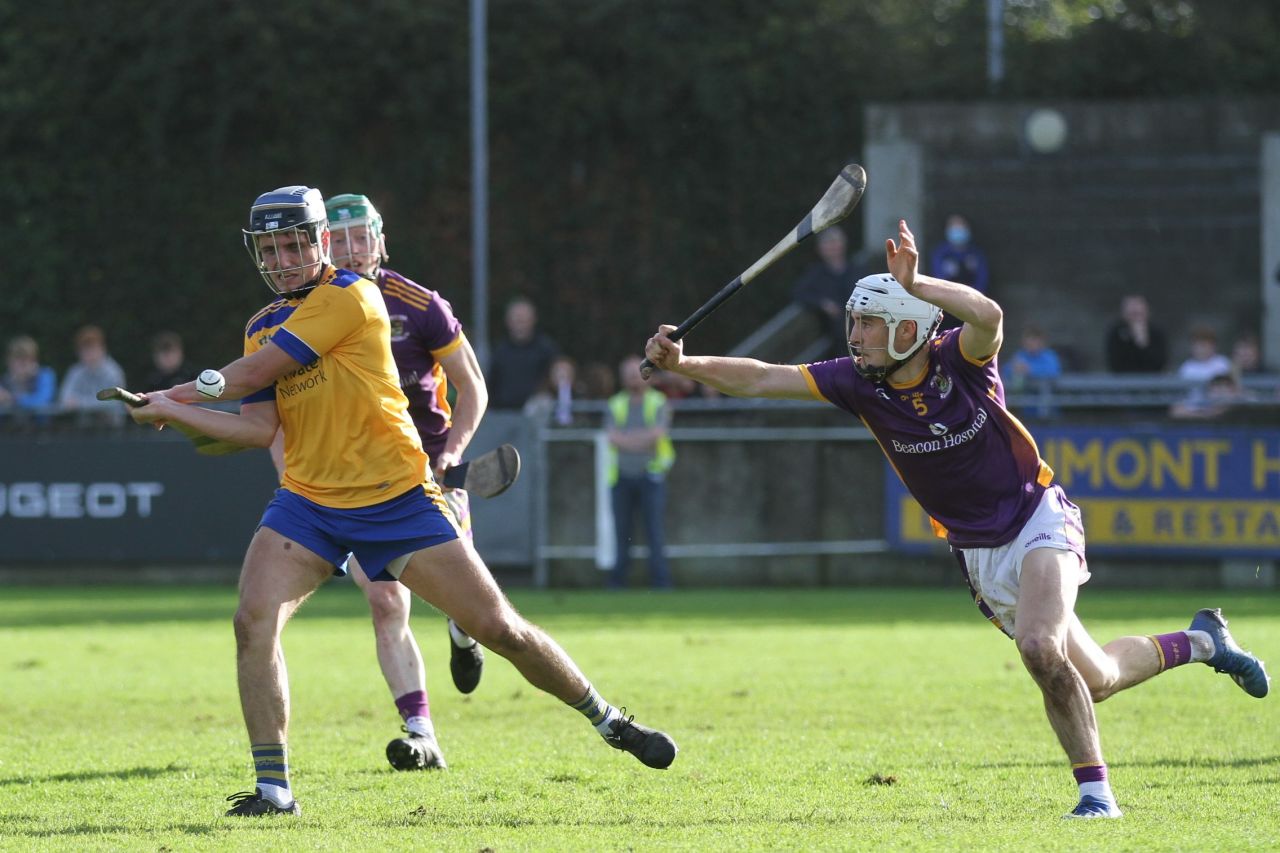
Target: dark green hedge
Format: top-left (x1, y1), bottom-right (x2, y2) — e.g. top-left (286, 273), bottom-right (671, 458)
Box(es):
top-left (4, 0), bottom-right (1277, 382)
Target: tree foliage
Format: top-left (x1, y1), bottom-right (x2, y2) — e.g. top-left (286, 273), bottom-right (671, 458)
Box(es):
top-left (3, 0), bottom-right (1277, 380)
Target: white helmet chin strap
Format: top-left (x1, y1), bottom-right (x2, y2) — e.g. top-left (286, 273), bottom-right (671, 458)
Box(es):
top-left (845, 273), bottom-right (941, 381)
top-left (885, 323), bottom-right (928, 361)
top-left (849, 338), bottom-right (918, 382)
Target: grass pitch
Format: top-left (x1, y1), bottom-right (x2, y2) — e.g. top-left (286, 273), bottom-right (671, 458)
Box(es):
top-left (0, 583), bottom-right (1276, 851)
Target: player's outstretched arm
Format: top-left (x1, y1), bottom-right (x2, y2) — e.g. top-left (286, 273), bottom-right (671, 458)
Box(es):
top-left (645, 325), bottom-right (812, 400)
top-left (886, 219), bottom-right (1003, 360)
top-left (129, 394), bottom-right (281, 449)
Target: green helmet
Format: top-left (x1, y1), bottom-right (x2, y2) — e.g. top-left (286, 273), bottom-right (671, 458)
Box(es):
top-left (325, 193), bottom-right (384, 237)
top-left (325, 193), bottom-right (387, 278)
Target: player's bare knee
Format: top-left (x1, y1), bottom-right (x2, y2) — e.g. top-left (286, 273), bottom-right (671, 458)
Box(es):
top-left (1017, 633), bottom-right (1068, 676)
top-left (1086, 674), bottom-right (1121, 703)
top-left (465, 609), bottom-right (530, 655)
top-left (1088, 684), bottom-right (1114, 703)
top-left (232, 605), bottom-right (277, 650)
top-left (365, 582), bottom-right (410, 628)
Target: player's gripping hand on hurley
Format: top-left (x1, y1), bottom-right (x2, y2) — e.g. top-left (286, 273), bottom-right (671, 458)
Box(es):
top-left (127, 389), bottom-right (183, 431)
top-left (644, 325), bottom-right (683, 373)
top-left (432, 449), bottom-right (462, 491)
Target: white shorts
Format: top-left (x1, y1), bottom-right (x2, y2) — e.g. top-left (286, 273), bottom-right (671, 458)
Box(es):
top-left (954, 484), bottom-right (1088, 639)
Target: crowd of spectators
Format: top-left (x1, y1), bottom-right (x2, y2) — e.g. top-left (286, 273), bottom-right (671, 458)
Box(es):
top-left (6, 270), bottom-right (1275, 435)
top-left (999, 294), bottom-right (1274, 420)
top-left (0, 326), bottom-right (204, 431)
top-left (1, 302), bottom-right (682, 435)
top-left (1004, 292), bottom-right (1273, 420)
top-left (1, 325), bottom-right (128, 429)
top-left (775, 212), bottom-right (1276, 423)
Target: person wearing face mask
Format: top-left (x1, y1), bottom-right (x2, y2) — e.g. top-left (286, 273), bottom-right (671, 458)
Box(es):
top-left (929, 214), bottom-right (990, 332)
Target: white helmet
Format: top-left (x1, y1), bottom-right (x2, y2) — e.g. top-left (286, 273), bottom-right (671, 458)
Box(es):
top-left (845, 273), bottom-right (942, 380)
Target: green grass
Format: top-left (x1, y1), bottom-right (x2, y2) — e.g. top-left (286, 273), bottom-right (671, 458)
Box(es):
top-left (0, 584), bottom-right (1276, 851)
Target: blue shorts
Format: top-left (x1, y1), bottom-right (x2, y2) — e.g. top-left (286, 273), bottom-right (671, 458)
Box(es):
top-left (259, 486), bottom-right (459, 582)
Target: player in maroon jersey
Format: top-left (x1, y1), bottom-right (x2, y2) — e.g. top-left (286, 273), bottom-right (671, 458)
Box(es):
top-left (644, 218), bottom-right (1268, 819)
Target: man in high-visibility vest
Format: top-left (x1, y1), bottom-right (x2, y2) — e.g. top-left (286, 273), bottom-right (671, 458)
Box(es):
top-left (605, 355), bottom-right (676, 589)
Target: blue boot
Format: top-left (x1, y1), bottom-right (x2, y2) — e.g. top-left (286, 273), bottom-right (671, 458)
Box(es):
top-left (1064, 795), bottom-right (1123, 819)
top-left (1189, 608), bottom-right (1270, 698)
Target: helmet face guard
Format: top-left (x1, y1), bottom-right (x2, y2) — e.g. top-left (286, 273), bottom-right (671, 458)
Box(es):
top-left (845, 274), bottom-right (942, 381)
top-left (243, 186), bottom-right (330, 297)
top-left (326, 193), bottom-right (388, 280)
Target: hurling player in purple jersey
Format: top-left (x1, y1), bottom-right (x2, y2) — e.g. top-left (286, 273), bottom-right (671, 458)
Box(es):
top-left (264, 193), bottom-right (489, 772)
top-left (328, 193), bottom-right (491, 767)
top-left (645, 218), bottom-right (1269, 819)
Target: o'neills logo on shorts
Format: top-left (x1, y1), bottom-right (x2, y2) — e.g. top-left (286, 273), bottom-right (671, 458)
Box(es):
top-left (890, 408), bottom-right (989, 454)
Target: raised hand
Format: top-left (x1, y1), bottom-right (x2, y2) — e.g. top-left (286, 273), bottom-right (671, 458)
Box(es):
top-left (885, 219), bottom-right (920, 291)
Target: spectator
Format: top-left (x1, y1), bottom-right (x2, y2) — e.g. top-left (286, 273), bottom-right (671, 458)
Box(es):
top-left (0, 335), bottom-right (58, 421)
top-left (524, 355), bottom-right (579, 425)
top-left (1005, 325), bottom-right (1063, 391)
top-left (606, 355), bottom-right (675, 591)
top-left (143, 330), bottom-right (197, 391)
top-left (1170, 371), bottom-right (1253, 420)
top-left (487, 297), bottom-right (560, 410)
top-left (929, 214), bottom-right (990, 292)
top-left (929, 214), bottom-right (990, 332)
top-left (791, 225), bottom-right (863, 359)
top-left (1230, 334), bottom-right (1263, 377)
top-left (1176, 326), bottom-right (1232, 385)
top-left (57, 324), bottom-right (127, 426)
top-left (1104, 295), bottom-right (1167, 373)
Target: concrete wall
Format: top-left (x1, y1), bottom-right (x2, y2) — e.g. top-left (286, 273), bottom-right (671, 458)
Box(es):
top-left (1263, 133), bottom-right (1280, 371)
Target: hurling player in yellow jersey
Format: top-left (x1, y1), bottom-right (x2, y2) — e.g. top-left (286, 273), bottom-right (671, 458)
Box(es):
top-left (264, 193), bottom-right (487, 776)
top-left (130, 186), bottom-right (676, 817)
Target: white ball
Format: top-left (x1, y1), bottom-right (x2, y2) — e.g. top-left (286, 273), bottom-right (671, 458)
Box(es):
top-left (196, 369), bottom-right (226, 400)
top-left (1025, 108), bottom-right (1068, 154)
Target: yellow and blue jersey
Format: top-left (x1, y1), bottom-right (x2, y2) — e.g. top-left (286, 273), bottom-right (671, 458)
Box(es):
top-left (242, 266), bottom-right (437, 509)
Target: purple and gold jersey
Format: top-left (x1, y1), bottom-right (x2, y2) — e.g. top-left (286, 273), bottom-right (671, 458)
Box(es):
top-left (376, 268), bottom-right (464, 463)
top-left (242, 266), bottom-right (435, 509)
top-left (801, 329), bottom-right (1053, 548)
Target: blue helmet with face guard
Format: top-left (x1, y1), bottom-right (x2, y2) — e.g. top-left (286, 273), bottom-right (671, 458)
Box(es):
top-left (242, 186), bottom-right (330, 297)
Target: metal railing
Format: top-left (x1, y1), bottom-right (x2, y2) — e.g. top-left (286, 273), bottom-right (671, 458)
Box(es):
top-left (532, 423), bottom-right (886, 588)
